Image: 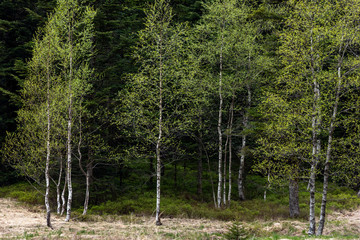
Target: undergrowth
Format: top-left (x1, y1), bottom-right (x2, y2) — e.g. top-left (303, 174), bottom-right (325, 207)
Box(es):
top-left (0, 176), bottom-right (359, 223)
top-left (0, 182), bottom-right (43, 205)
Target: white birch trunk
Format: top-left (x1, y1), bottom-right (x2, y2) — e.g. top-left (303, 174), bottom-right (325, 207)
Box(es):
top-left (238, 85), bottom-right (251, 200)
top-left (238, 134), bottom-right (246, 201)
top-left (217, 23), bottom-right (224, 209)
top-left (308, 27), bottom-right (321, 235)
top-left (45, 56), bottom-right (52, 228)
top-left (308, 101), bottom-right (320, 236)
top-left (264, 173), bottom-right (270, 201)
top-left (223, 128), bottom-right (228, 207)
top-left (45, 113), bottom-right (52, 228)
top-left (56, 158), bottom-right (63, 215)
top-left (317, 65), bottom-right (342, 236)
top-left (65, 94), bottom-right (73, 222)
top-left (77, 102), bottom-right (91, 216)
top-left (56, 182), bottom-right (60, 215)
top-left (228, 96), bottom-right (234, 205)
top-left (61, 173), bottom-right (67, 216)
top-left (155, 35), bottom-right (163, 226)
top-left (83, 167), bottom-right (91, 215)
top-left (65, 21), bottom-right (73, 222)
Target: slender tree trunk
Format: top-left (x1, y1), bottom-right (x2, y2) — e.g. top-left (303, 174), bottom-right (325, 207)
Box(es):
top-left (223, 103), bottom-right (233, 207)
top-left (56, 157), bottom-right (63, 215)
top-left (238, 134), bottom-right (246, 200)
top-left (155, 90), bottom-right (162, 226)
top-left (61, 172), bottom-right (67, 215)
top-left (197, 116), bottom-right (203, 198)
top-left (223, 129), bottom-right (228, 207)
top-left (264, 172), bottom-right (270, 201)
top-left (317, 65), bottom-right (342, 236)
top-left (65, 88), bottom-right (73, 222)
top-left (238, 85), bottom-right (251, 201)
top-left (197, 136), bottom-right (203, 198)
top-left (217, 22), bottom-right (224, 209)
top-left (65, 21), bottom-right (73, 222)
top-left (83, 162), bottom-right (92, 215)
top-left (264, 189), bottom-right (266, 201)
top-left (155, 36), bottom-right (163, 226)
top-left (228, 96), bottom-right (234, 205)
top-left (308, 27), bottom-right (321, 235)
top-left (45, 49), bottom-right (52, 228)
top-left (83, 172), bottom-right (90, 215)
top-left (174, 160), bottom-right (177, 190)
top-left (200, 139), bottom-right (217, 207)
top-left (56, 179), bottom-right (61, 215)
top-left (308, 104), bottom-right (320, 235)
top-left (289, 177), bottom-right (300, 218)
top-left (77, 102), bottom-right (91, 215)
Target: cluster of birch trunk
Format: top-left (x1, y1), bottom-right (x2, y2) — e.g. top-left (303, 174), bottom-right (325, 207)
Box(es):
top-left (3, 0), bottom-right (96, 228)
top-left (3, 0), bottom-right (360, 237)
top-left (129, 0), bottom-right (360, 236)
top-left (257, 0), bottom-right (360, 236)
top-left (125, 0), bottom-right (261, 226)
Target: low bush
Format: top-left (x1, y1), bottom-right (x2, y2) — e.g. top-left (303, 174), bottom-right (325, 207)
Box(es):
top-left (0, 182), bottom-right (43, 205)
top-left (1, 176), bottom-right (360, 224)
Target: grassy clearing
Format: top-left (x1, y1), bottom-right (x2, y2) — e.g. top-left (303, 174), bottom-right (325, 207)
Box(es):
top-left (223, 220), bottom-right (360, 239)
top-left (2, 176), bottom-right (360, 222)
top-left (85, 176), bottom-right (360, 223)
top-left (1, 176), bottom-right (360, 239)
top-left (5, 214), bottom-right (360, 240)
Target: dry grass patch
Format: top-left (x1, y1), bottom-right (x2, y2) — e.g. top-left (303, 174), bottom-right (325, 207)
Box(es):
top-left (1, 197), bottom-right (360, 239)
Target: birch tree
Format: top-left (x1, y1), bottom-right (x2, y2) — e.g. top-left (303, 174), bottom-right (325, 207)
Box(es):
top-left (2, 8), bottom-right (62, 228)
top-left (52, 0), bottom-right (95, 221)
top-left (268, 0), bottom-right (360, 234)
top-left (317, 0), bottom-right (360, 234)
top-left (195, 0), bottom-right (269, 207)
top-left (195, 0), bottom-right (246, 208)
top-left (3, 0), bottom-right (95, 225)
top-left (121, 0), bottom-right (189, 226)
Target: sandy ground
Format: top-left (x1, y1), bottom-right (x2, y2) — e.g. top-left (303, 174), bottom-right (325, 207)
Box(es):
top-left (0, 198), bottom-right (231, 239)
top-left (0, 197), bottom-right (359, 239)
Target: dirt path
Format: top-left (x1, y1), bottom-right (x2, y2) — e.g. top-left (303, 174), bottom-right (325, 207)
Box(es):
top-left (0, 197), bottom-right (359, 239)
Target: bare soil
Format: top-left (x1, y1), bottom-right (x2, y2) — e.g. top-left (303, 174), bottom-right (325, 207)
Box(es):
top-left (0, 198), bottom-right (231, 239)
top-left (0, 198), bottom-right (359, 239)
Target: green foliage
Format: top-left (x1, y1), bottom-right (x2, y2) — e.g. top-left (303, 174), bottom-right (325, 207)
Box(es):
top-left (86, 186), bottom-right (288, 221)
top-left (255, 0), bottom-right (360, 206)
top-left (2, 0), bottom-right (96, 206)
top-left (0, 182), bottom-right (43, 205)
top-left (68, 175), bottom-right (356, 222)
top-left (2, 1), bottom-right (360, 237)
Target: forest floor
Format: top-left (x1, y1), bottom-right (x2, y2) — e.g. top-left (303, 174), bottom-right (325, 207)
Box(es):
top-left (0, 197), bottom-right (360, 239)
